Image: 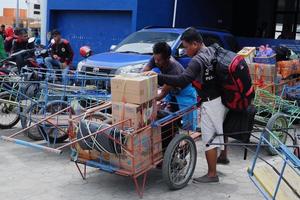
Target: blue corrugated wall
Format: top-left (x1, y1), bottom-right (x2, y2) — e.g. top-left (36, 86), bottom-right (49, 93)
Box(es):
top-left (47, 0), bottom-right (138, 65)
top-left (46, 0), bottom-right (179, 65)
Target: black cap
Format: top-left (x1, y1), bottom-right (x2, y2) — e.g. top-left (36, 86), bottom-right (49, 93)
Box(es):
top-left (51, 29), bottom-right (61, 37)
top-left (180, 27), bottom-right (203, 43)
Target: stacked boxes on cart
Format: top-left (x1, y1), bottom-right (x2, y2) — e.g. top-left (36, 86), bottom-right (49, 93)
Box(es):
top-left (238, 46), bottom-right (300, 95)
top-left (98, 74), bottom-right (163, 173)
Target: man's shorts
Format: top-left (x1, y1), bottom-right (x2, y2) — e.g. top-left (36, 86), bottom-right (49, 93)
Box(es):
top-left (200, 97), bottom-right (228, 152)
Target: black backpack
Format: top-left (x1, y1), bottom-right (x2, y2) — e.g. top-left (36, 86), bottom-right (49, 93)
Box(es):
top-left (274, 46), bottom-right (291, 62)
top-left (210, 44), bottom-right (255, 111)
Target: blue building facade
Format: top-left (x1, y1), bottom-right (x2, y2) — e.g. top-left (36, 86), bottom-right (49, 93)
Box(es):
top-left (46, 0), bottom-right (177, 64)
top-left (46, 0), bottom-right (300, 65)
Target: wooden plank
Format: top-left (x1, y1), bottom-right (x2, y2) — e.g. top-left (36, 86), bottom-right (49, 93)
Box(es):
top-left (282, 164), bottom-right (300, 195)
top-left (190, 132), bottom-right (201, 140)
top-left (253, 162), bottom-right (300, 200)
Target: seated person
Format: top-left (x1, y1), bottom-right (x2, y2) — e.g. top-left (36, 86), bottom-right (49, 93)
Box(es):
top-left (45, 30), bottom-right (74, 83)
top-left (11, 28), bottom-right (34, 53)
top-left (143, 42), bottom-right (197, 131)
top-left (10, 28), bottom-right (35, 71)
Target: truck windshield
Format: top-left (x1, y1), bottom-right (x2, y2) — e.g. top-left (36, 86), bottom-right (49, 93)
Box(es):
top-left (115, 31), bottom-right (179, 54)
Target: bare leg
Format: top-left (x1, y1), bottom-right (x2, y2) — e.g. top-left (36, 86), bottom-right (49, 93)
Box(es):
top-left (193, 147), bottom-right (219, 183)
top-left (219, 136), bottom-right (228, 159)
top-left (206, 148), bottom-right (218, 177)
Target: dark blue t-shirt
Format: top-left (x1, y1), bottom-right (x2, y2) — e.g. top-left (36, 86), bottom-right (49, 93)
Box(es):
top-left (147, 56), bottom-right (184, 76)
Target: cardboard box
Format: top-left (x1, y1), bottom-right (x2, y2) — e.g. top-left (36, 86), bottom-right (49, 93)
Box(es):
top-left (237, 47), bottom-right (256, 64)
top-left (249, 63), bottom-right (277, 84)
top-left (253, 54), bottom-right (276, 64)
top-left (112, 99), bottom-right (157, 130)
top-left (152, 127), bottom-right (163, 161)
top-left (111, 74), bottom-right (158, 104)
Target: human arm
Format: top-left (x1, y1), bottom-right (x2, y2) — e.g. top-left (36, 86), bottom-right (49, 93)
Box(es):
top-left (156, 84), bottom-right (172, 101)
top-left (157, 59), bottom-right (202, 88)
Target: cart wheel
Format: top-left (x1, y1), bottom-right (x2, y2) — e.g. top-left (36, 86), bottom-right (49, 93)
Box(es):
top-left (0, 92), bottom-right (20, 129)
top-left (23, 83), bottom-right (41, 100)
top-left (263, 113), bottom-right (288, 156)
top-left (162, 134), bottom-right (197, 190)
top-left (21, 102), bottom-right (44, 141)
top-left (38, 100), bottom-right (74, 143)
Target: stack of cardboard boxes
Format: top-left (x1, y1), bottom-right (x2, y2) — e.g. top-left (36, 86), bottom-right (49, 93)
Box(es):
top-left (238, 47), bottom-right (279, 94)
top-left (106, 74), bottom-right (162, 173)
top-left (111, 74), bottom-right (158, 130)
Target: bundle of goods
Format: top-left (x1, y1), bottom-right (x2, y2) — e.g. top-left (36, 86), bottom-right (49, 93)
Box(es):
top-left (277, 59), bottom-right (300, 79)
top-left (284, 84), bottom-right (300, 106)
top-left (253, 45), bottom-right (276, 64)
top-left (72, 74), bottom-right (161, 174)
top-left (274, 45), bottom-right (300, 79)
top-left (249, 62), bottom-right (278, 87)
top-left (77, 119), bottom-right (125, 154)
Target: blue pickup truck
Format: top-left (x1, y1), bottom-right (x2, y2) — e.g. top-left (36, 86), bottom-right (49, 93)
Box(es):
top-left (76, 27), bottom-right (239, 76)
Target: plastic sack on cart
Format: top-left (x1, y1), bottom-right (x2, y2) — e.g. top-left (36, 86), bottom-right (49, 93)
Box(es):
top-left (77, 119), bottom-right (126, 154)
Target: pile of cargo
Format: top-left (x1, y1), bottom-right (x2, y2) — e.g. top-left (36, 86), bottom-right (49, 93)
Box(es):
top-left (238, 45), bottom-right (300, 95)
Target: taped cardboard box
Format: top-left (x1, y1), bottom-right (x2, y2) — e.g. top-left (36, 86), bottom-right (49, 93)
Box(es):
top-left (112, 99), bottom-right (157, 130)
top-left (237, 47), bottom-right (256, 64)
top-left (111, 74), bottom-right (158, 104)
top-left (249, 63), bottom-right (277, 84)
top-left (152, 127), bottom-right (163, 161)
top-left (99, 128), bottom-right (152, 173)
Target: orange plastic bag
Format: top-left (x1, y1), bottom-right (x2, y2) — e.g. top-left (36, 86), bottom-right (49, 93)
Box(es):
top-left (277, 60), bottom-right (300, 79)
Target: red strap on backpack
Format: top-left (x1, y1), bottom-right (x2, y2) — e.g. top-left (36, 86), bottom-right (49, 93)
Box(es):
top-left (192, 80), bottom-right (202, 90)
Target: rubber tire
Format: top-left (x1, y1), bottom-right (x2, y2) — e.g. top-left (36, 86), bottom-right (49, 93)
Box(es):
top-left (263, 113), bottom-right (288, 156)
top-left (23, 83), bottom-right (41, 100)
top-left (20, 101), bottom-right (44, 141)
top-left (0, 92), bottom-right (20, 129)
top-left (162, 134), bottom-right (197, 190)
top-left (38, 100), bottom-right (74, 143)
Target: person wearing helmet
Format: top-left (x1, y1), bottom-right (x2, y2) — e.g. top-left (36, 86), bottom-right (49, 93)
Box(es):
top-left (44, 30), bottom-right (74, 83)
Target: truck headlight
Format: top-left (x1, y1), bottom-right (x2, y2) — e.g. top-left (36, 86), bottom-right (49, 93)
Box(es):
top-left (115, 63), bottom-right (147, 75)
top-left (77, 61), bottom-right (85, 72)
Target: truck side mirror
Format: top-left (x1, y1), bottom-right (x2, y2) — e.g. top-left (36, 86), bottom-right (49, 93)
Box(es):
top-left (177, 48), bottom-right (186, 57)
top-left (110, 45), bottom-right (117, 51)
